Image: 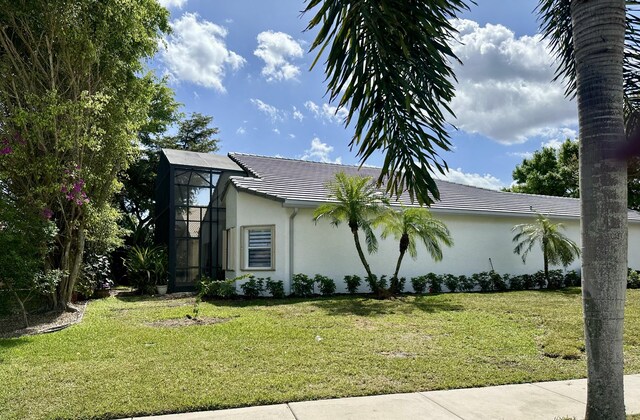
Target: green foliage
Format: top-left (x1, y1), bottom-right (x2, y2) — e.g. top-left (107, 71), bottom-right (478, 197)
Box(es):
top-left (533, 271), bottom-right (547, 289)
top-left (508, 275), bottom-right (525, 291)
top-left (629, 269), bottom-right (640, 289)
top-left (389, 277), bottom-right (406, 295)
top-left (314, 275), bottom-right (336, 295)
top-left (473, 272), bottom-right (493, 293)
top-left (198, 277), bottom-right (237, 299)
top-left (304, 0), bottom-right (470, 203)
top-left (443, 274), bottom-right (459, 293)
top-left (427, 273), bottom-right (442, 294)
top-left (264, 278), bottom-right (285, 298)
top-left (547, 269), bottom-right (565, 289)
top-left (344, 275), bottom-right (362, 294)
top-left (292, 273), bottom-right (315, 297)
top-left (458, 275), bottom-right (476, 292)
top-left (240, 276), bottom-right (264, 298)
top-left (411, 276), bottom-right (429, 294)
top-left (77, 253), bottom-right (113, 298)
top-left (490, 271), bottom-right (508, 292)
top-left (366, 274), bottom-right (388, 294)
top-left (565, 270), bottom-right (581, 287)
top-left (123, 246), bottom-right (167, 294)
top-left (521, 274), bottom-right (536, 290)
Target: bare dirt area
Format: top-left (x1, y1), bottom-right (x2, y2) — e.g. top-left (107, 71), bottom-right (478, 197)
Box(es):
top-left (0, 302), bottom-right (86, 339)
top-left (144, 316), bottom-right (230, 328)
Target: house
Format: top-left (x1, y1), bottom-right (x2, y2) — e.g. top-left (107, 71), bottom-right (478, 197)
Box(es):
top-left (156, 148), bottom-right (640, 293)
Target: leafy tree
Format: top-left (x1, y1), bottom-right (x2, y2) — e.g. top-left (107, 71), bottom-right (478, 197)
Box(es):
top-left (313, 172), bottom-right (388, 279)
top-left (507, 140), bottom-right (579, 197)
top-left (0, 0), bottom-right (170, 309)
top-left (158, 113), bottom-right (221, 153)
top-left (512, 213), bottom-right (580, 281)
top-left (377, 207), bottom-right (453, 282)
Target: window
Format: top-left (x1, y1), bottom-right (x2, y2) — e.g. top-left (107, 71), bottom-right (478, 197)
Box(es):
top-left (242, 226), bottom-right (275, 270)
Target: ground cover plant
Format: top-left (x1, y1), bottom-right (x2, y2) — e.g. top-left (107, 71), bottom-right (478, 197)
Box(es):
top-left (2, 289), bottom-right (640, 419)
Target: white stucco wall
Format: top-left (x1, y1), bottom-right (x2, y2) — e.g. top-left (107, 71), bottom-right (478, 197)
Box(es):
top-left (225, 187), bottom-right (640, 294)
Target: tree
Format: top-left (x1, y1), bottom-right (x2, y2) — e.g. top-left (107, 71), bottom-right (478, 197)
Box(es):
top-left (0, 0), bottom-right (170, 309)
top-left (512, 213), bottom-right (580, 281)
top-left (506, 139), bottom-right (579, 197)
top-left (313, 172), bottom-right (388, 279)
top-left (377, 207), bottom-right (453, 281)
top-left (159, 113), bottom-right (221, 153)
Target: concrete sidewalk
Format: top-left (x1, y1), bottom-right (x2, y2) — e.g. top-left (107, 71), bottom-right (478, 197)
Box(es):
top-left (129, 374), bottom-right (640, 420)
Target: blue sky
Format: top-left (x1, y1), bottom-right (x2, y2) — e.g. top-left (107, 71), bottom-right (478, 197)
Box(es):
top-left (152, 0), bottom-right (577, 190)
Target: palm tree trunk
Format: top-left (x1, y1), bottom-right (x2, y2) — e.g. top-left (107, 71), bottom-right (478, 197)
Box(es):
top-left (543, 251), bottom-right (549, 285)
top-left (393, 233), bottom-right (410, 280)
top-left (351, 228), bottom-right (373, 279)
top-left (393, 251), bottom-right (406, 281)
top-left (572, 1), bottom-right (627, 418)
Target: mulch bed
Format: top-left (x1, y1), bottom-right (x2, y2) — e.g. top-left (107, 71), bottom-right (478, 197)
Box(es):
top-left (0, 302), bottom-right (86, 339)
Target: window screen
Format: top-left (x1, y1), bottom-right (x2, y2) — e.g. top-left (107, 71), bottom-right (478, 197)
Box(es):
top-left (244, 226), bottom-right (274, 269)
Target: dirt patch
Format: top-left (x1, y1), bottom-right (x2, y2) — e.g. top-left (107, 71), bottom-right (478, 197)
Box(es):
top-left (0, 302), bottom-right (86, 339)
top-left (144, 316), bottom-right (230, 328)
top-left (379, 351), bottom-right (416, 359)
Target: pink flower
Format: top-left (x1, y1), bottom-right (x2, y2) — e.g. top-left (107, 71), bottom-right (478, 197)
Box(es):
top-left (42, 208), bottom-right (53, 219)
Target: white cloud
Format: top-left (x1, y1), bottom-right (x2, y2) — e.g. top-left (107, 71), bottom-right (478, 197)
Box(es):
top-left (160, 13), bottom-right (245, 92)
top-left (289, 134), bottom-right (296, 139)
top-left (301, 138), bottom-right (342, 164)
top-left (508, 151), bottom-right (534, 159)
top-left (158, 0), bottom-right (187, 8)
top-left (273, 128), bottom-right (280, 135)
top-left (236, 127), bottom-right (246, 135)
top-left (254, 31), bottom-right (304, 82)
top-left (436, 167), bottom-right (505, 190)
top-left (292, 106), bottom-right (304, 121)
top-left (304, 100), bottom-right (348, 124)
top-left (250, 99), bottom-right (284, 122)
top-left (448, 19), bottom-right (577, 145)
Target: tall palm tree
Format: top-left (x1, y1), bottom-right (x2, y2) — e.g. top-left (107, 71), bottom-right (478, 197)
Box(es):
top-left (313, 172), bottom-right (388, 279)
top-left (377, 207), bottom-right (453, 281)
top-left (512, 213), bottom-right (580, 281)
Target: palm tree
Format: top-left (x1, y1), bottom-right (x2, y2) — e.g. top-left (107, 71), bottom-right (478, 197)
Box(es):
top-left (313, 172), bottom-right (388, 279)
top-left (512, 213), bottom-right (580, 282)
top-left (377, 207), bottom-right (453, 281)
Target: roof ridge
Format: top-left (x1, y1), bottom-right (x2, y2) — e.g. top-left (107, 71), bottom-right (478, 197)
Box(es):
top-left (229, 152), bottom-right (380, 170)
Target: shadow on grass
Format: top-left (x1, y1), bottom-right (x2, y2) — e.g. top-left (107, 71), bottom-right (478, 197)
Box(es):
top-left (308, 295), bottom-right (464, 316)
top-left (0, 336), bottom-right (31, 360)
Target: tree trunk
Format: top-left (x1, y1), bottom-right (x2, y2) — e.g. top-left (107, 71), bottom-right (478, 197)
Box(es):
top-left (12, 290), bottom-right (29, 328)
top-left (543, 248), bottom-right (549, 284)
top-left (572, 1), bottom-right (627, 418)
top-left (351, 227), bottom-right (373, 279)
top-left (393, 233), bottom-right (410, 280)
top-left (393, 251), bottom-right (406, 281)
top-left (56, 225), bottom-right (85, 310)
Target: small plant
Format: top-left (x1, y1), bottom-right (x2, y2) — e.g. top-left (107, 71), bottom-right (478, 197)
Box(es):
top-left (411, 275), bottom-right (428, 294)
top-left (458, 275), bottom-right (475, 292)
top-left (522, 273), bottom-right (536, 290)
top-left (546, 269), bottom-right (565, 289)
top-left (473, 272), bottom-right (492, 292)
top-left (265, 278), bottom-right (285, 298)
top-left (344, 275), bottom-right (362, 294)
top-left (442, 274), bottom-right (458, 293)
top-left (565, 270), bottom-right (581, 287)
top-left (199, 277), bottom-right (238, 299)
top-left (508, 274), bottom-right (525, 291)
top-left (628, 269), bottom-right (640, 289)
top-left (123, 246), bottom-right (167, 295)
top-left (389, 276), bottom-right (406, 294)
top-left (533, 270), bottom-right (547, 289)
top-left (240, 276), bottom-right (264, 298)
top-left (314, 274), bottom-right (336, 295)
top-left (490, 271), bottom-right (507, 291)
top-left (292, 273), bottom-right (314, 296)
top-left (366, 274), bottom-right (388, 294)
top-left (426, 273), bottom-right (442, 293)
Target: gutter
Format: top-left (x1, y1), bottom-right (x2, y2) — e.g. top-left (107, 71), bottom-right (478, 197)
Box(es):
top-left (289, 207), bottom-right (299, 295)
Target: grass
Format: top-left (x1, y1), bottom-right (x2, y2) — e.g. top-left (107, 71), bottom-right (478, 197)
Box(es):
top-left (2, 288), bottom-right (640, 419)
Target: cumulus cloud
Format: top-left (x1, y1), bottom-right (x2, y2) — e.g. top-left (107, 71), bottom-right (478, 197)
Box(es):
top-left (292, 106), bottom-right (304, 121)
top-left (160, 13), bottom-right (245, 92)
top-left (236, 127), bottom-right (246, 135)
top-left (436, 167), bottom-right (505, 190)
top-left (304, 101), bottom-right (348, 124)
top-left (508, 151), bottom-right (534, 159)
top-left (448, 19), bottom-right (577, 144)
top-left (250, 99), bottom-right (284, 122)
top-left (254, 31), bottom-right (304, 81)
top-left (158, 0), bottom-right (187, 8)
top-left (301, 138), bottom-right (342, 164)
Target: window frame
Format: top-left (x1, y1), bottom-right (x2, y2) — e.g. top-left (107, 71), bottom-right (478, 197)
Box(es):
top-left (241, 225), bottom-right (275, 271)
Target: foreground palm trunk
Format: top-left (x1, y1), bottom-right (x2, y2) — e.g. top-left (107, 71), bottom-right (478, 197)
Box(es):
top-left (572, 1), bottom-right (627, 418)
top-left (350, 224), bottom-right (373, 279)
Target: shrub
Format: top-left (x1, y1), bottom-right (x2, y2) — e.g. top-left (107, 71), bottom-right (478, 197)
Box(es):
top-left (389, 276), bottom-right (406, 294)
top-left (426, 273), bottom-right (442, 293)
top-left (533, 271), bottom-right (547, 289)
top-left (628, 269), bottom-right (640, 289)
top-left (199, 277), bottom-right (237, 299)
top-left (240, 276), bottom-right (264, 298)
top-left (411, 275), bottom-right (428, 294)
top-left (508, 274), bottom-right (525, 291)
top-left (490, 271), bottom-right (507, 291)
top-left (79, 253), bottom-right (113, 298)
top-left (344, 275), bottom-right (362, 294)
top-left (366, 274), bottom-right (387, 294)
top-left (315, 274), bottom-right (336, 295)
top-left (565, 270), bottom-right (581, 287)
top-left (265, 278), bottom-right (285, 298)
top-left (522, 273), bottom-right (536, 290)
top-left (123, 246), bottom-right (167, 295)
top-left (442, 274), bottom-right (458, 293)
top-left (547, 269), bottom-right (565, 289)
top-left (473, 272), bottom-right (492, 292)
top-left (292, 273), bottom-right (314, 297)
top-left (458, 275), bottom-right (475, 292)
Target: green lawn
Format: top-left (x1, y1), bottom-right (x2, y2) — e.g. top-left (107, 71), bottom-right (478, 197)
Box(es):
top-left (2, 289), bottom-right (640, 419)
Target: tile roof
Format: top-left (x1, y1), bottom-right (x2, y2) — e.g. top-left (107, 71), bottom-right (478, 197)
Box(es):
top-left (162, 148), bottom-right (243, 172)
top-left (227, 153), bottom-right (640, 222)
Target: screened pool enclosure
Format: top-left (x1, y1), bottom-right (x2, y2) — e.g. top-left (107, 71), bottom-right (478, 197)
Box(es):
top-left (155, 149), bottom-right (245, 291)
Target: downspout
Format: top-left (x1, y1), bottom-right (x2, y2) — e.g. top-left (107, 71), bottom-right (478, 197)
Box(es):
top-left (289, 207), bottom-right (299, 295)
